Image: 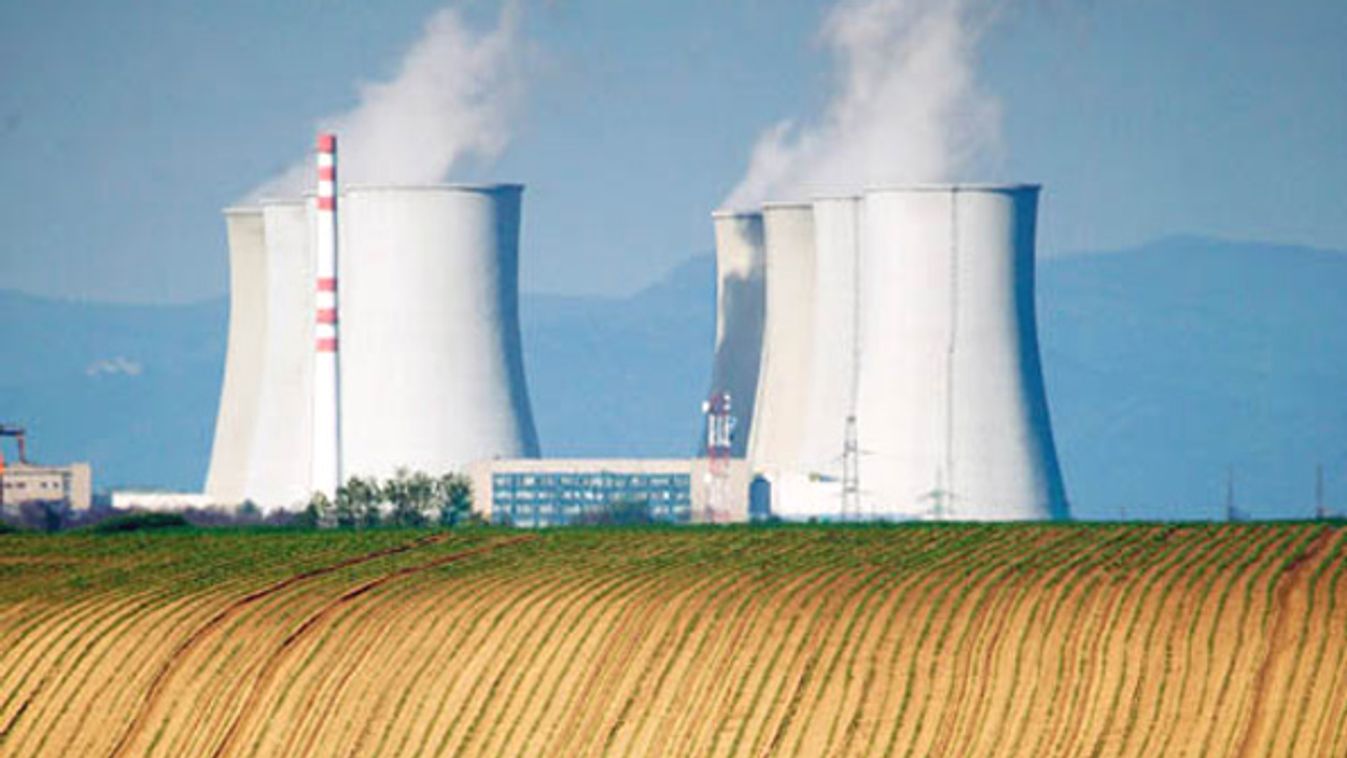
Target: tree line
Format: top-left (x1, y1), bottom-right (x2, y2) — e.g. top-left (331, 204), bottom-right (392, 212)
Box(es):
top-left (302, 469), bottom-right (475, 529)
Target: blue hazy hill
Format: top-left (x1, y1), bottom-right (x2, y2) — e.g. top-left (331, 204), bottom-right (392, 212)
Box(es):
top-left (1039, 236), bottom-right (1347, 520)
top-left (2, 235), bottom-right (1343, 520)
top-left (0, 291), bottom-right (224, 491)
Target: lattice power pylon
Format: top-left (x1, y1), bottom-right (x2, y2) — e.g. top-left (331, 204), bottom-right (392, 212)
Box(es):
top-left (840, 415), bottom-right (861, 521)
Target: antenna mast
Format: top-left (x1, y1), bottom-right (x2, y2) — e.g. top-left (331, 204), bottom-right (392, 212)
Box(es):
top-left (702, 391), bottom-right (735, 523)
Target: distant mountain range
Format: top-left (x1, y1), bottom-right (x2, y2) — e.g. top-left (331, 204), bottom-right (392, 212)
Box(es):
top-left (2, 235), bottom-right (1344, 521)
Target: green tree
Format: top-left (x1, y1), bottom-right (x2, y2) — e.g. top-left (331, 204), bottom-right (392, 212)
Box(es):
top-left (435, 473), bottom-right (473, 528)
top-left (383, 469), bottom-right (436, 528)
top-left (299, 492), bottom-right (330, 529)
top-left (237, 499), bottom-right (262, 523)
top-left (337, 476), bottom-right (382, 528)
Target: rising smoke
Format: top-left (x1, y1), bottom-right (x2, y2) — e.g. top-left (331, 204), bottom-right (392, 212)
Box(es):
top-left (250, 3), bottom-right (526, 199)
top-left (725, 0), bottom-right (1005, 208)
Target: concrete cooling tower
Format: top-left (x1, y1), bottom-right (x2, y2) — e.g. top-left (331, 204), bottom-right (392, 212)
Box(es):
top-left (242, 199), bottom-right (315, 510)
top-left (790, 195), bottom-right (864, 517)
top-left (747, 202), bottom-right (816, 483)
top-left (706, 211), bottom-right (766, 457)
top-left (855, 185), bottom-right (1068, 520)
top-left (339, 185), bottom-right (541, 481)
top-left (204, 207), bottom-right (268, 505)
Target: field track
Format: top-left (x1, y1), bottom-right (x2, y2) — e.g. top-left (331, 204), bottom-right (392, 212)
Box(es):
top-left (0, 523), bottom-right (1344, 756)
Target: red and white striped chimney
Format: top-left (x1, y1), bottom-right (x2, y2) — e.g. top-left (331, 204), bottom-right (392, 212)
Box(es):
top-left (312, 133), bottom-right (343, 500)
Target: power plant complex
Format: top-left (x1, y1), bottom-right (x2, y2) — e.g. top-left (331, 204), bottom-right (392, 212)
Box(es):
top-left (716, 186), bottom-right (1069, 522)
top-left (206, 136), bottom-right (540, 513)
top-left (204, 134), bottom-right (1068, 523)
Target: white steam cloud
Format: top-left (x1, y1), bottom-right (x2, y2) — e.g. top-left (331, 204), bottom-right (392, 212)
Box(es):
top-left (726, 0), bottom-right (1005, 208)
top-left (251, 3), bottom-right (526, 199)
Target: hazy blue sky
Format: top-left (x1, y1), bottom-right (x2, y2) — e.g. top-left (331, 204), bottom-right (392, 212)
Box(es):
top-left (0, 0), bottom-right (1343, 303)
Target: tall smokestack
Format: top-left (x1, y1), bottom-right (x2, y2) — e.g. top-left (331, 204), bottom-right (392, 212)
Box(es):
top-left (311, 134), bottom-right (344, 499)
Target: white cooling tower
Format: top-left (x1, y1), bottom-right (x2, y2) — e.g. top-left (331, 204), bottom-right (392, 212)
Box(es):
top-left (204, 207), bottom-right (268, 504)
top-left (339, 185), bottom-right (540, 481)
top-left (707, 211), bottom-right (766, 457)
top-left (747, 202), bottom-right (817, 480)
top-left (786, 195), bottom-right (865, 517)
top-left (856, 185), bottom-right (1068, 520)
top-left (242, 199), bottom-right (314, 510)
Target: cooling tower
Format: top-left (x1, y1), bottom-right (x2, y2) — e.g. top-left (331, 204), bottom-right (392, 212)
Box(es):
top-left (784, 195), bottom-right (865, 517)
top-left (242, 199), bottom-right (314, 510)
top-left (204, 207), bottom-right (268, 504)
top-left (856, 185), bottom-right (1068, 520)
top-left (747, 202), bottom-right (816, 478)
top-left (339, 185), bottom-right (540, 481)
top-left (707, 211), bottom-right (766, 457)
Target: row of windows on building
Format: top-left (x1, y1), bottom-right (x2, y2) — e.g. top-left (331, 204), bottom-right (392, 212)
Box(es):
top-left (492, 472), bottom-right (693, 527)
top-left (493, 473), bottom-right (686, 489)
top-left (2, 479), bottom-right (67, 491)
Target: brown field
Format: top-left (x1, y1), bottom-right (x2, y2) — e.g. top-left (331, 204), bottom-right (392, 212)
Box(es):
top-left (0, 522), bottom-right (1344, 756)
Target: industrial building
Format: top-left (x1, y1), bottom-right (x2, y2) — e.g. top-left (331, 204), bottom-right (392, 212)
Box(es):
top-left (467, 458), bottom-right (751, 527)
top-left (0, 426), bottom-right (91, 511)
top-left (0, 461), bottom-right (92, 512)
top-left (204, 136), bottom-right (539, 512)
top-left (725, 184), bottom-right (1069, 521)
top-left (201, 133), bottom-right (1066, 524)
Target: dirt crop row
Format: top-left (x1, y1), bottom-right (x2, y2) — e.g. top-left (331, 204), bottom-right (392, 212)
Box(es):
top-left (0, 523), bottom-right (1342, 757)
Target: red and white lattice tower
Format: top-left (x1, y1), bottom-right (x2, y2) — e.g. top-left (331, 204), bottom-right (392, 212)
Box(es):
top-left (312, 133), bottom-right (343, 499)
top-left (702, 391), bottom-right (735, 523)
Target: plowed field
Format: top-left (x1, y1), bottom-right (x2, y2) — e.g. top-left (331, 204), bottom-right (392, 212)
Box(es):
top-left (0, 523), bottom-right (1343, 756)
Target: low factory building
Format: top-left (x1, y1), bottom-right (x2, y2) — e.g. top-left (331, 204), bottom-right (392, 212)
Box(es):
top-left (110, 491), bottom-right (218, 513)
top-left (467, 458), bottom-right (752, 527)
top-left (0, 461), bottom-right (92, 511)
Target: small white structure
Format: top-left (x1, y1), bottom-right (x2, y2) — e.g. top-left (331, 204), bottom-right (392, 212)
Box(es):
top-left (111, 491), bottom-right (216, 513)
top-left (339, 184), bottom-right (541, 482)
top-left (204, 207), bottom-right (267, 505)
top-left (706, 210), bottom-right (766, 457)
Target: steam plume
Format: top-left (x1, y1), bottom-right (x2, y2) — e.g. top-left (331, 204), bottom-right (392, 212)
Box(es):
top-left (251, 3), bottom-right (525, 198)
top-left (726, 0), bottom-right (1005, 208)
